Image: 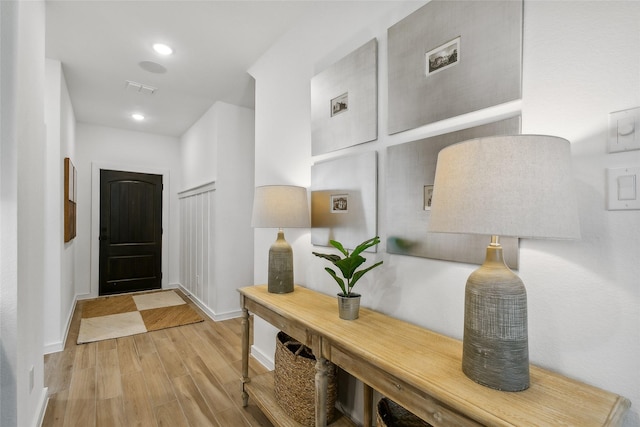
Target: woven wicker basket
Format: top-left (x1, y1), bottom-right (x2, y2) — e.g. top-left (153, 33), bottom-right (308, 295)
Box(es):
top-left (376, 398), bottom-right (433, 427)
top-left (274, 332), bottom-right (337, 426)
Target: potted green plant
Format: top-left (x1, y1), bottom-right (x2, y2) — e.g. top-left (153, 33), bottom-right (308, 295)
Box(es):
top-left (312, 236), bottom-right (383, 320)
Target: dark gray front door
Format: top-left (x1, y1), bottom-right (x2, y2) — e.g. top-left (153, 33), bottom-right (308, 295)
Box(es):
top-left (99, 169), bottom-right (162, 295)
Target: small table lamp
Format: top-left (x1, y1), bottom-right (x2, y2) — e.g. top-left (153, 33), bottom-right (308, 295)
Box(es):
top-left (428, 135), bottom-right (580, 391)
top-left (251, 185), bottom-right (310, 293)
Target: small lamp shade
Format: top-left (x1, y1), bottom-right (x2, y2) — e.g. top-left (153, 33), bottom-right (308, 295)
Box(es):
top-left (428, 135), bottom-right (580, 391)
top-left (252, 185), bottom-right (310, 294)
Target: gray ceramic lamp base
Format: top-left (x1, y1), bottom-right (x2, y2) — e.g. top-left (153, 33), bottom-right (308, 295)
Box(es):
top-left (462, 243), bottom-right (529, 392)
top-left (268, 230), bottom-right (294, 294)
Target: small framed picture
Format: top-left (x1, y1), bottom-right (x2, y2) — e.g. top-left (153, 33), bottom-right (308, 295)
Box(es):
top-left (425, 37), bottom-right (460, 76)
top-left (424, 185), bottom-right (434, 210)
top-left (330, 194), bottom-right (349, 213)
top-left (330, 92), bottom-right (349, 117)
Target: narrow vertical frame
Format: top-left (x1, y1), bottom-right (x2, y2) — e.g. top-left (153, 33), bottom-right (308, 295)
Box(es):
top-left (64, 157), bottom-right (77, 242)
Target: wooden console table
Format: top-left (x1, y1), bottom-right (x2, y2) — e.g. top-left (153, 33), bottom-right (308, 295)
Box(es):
top-left (239, 285), bottom-right (630, 427)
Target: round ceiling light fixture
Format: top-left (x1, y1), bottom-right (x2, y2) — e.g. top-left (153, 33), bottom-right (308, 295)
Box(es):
top-left (131, 113), bottom-right (145, 121)
top-left (153, 43), bottom-right (173, 55)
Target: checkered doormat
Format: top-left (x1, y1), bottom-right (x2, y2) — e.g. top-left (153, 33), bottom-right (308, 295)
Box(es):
top-left (77, 290), bottom-right (204, 344)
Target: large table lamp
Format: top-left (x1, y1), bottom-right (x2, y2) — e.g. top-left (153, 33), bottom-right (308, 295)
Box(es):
top-left (428, 135), bottom-right (581, 391)
top-left (251, 185), bottom-right (310, 294)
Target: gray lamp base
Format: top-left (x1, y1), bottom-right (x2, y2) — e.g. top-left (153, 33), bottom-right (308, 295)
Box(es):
top-left (462, 238), bottom-right (529, 391)
top-left (268, 229), bottom-right (294, 294)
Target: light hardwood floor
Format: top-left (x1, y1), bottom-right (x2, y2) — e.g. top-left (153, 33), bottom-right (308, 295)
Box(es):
top-left (42, 291), bottom-right (274, 427)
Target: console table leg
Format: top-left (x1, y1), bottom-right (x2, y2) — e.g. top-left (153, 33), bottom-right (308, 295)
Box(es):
top-left (241, 305), bottom-right (250, 407)
top-left (364, 383), bottom-right (373, 427)
top-left (315, 356), bottom-right (329, 427)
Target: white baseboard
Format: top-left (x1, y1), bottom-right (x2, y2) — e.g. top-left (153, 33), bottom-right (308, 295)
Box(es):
top-left (177, 285), bottom-right (242, 321)
top-left (33, 387), bottom-right (48, 427)
top-left (250, 344), bottom-right (274, 371)
top-left (44, 293), bottom-right (79, 354)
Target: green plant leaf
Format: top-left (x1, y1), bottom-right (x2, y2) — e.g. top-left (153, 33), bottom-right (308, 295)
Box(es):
top-left (329, 240), bottom-right (349, 257)
top-left (324, 267), bottom-right (346, 294)
top-left (349, 261), bottom-right (383, 289)
top-left (312, 252), bottom-right (342, 264)
top-left (334, 255), bottom-right (366, 280)
top-left (350, 236), bottom-right (380, 258)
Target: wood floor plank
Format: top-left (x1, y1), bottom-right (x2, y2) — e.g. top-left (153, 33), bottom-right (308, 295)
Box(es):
top-left (202, 326), bottom-right (240, 366)
top-left (172, 374), bottom-right (221, 427)
top-left (42, 389), bottom-right (68, 427)
top-left (214, 358), bottom-right (245, 385)
top-left (138, 351), bottom-right (176, 407)
top-left (154, 399), bottom-right (190, 427)
top-left (63, 367), bottom-right (96, 427)
top-left (74, 341), bottom-right (97, 370)
top-left (96, 348), bottom-right (122, 400)
top-left (153, 334), bottom-right (189, 379)
top-left (212, 318), bottom-right (243, 349)
top-left (96, 396), bottom-right (126, 427)
top-left (44, 352), bottom-right (60, 388)
top-left (183, 355), bottom-right (235, 412)
top-left (116, 335), bottom-right (141, 375)
top-left (97, 338), bottom-right (117, 353)
top-left (121, 370), bottom-right (156, 427)
top-left (133, 332), bottom-right (156, 355)
top-left (215, 406), bottom-right (255, 427)
top-left (45, 346), bottom-right (76, 394)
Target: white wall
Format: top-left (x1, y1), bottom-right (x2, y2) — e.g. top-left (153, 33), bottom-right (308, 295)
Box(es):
top-left (250, 1), bottom-right (640, 425)
top-left (213, 102), bottom-right (255, 313)
top-left (0, 0), bottom-right (49, 425)
top-left (179, 101), bottom-right (255, 317)
top-left (75, 123), bottom-right (182, 297)
top-left (44, 59), bottom-right (77, 353)
top-left (181, 104), bottom-right (218, 190)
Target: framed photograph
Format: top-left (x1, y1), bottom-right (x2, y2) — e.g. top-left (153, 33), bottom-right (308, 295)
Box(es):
top-left (330, 194), bottom-right (349, 213)
top-left (64, 157), bottom-right (77, 242)
top-left (426, 37), bottom-right (459, 76)
top-left (331, 93), bottom-right (348, 117)
top-left (423, 185), bottom-right (434, 210)
top-left (386, 116), bottom-right (521, 268)
top-left (311, 151), bottom-right (377, 251)
top-left (311, 38), bottom-right (378, 155)
top-left (388, 0), bottom-right (523, 134)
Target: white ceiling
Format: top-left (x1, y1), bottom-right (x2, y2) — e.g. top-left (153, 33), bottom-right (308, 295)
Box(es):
top-left (45, 1), bottom-right (320, 137)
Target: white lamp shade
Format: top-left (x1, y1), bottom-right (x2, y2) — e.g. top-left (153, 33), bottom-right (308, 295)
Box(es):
top-left (251, 185), bottom-right (310, 229)
top-left (428, 135), bottom-right (580, 240)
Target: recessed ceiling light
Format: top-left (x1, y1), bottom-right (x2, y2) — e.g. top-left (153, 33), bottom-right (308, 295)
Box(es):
top-left (153, 43), bottom-right (173, 55)
top-left (132, 113), bottom-right (145, 121)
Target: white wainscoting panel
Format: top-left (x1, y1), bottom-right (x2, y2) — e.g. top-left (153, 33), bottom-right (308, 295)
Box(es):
top-left (179, 182), bottom-right (215, 309)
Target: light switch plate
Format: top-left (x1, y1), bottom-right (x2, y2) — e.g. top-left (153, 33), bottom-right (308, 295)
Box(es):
top-left (608, 107), bottom-right (640, 153)
top-left (607, 167), bottom-right (640, 210)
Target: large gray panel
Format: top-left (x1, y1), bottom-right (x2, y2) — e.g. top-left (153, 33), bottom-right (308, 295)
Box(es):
top-left (388, 1), bottom-right (523, 134)
top-left (311, 151), bottom-right (378, 251)
top-left (311, 39), bottom-right (378, 155)
top-left (386, 117), bottom-right (520, 268)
